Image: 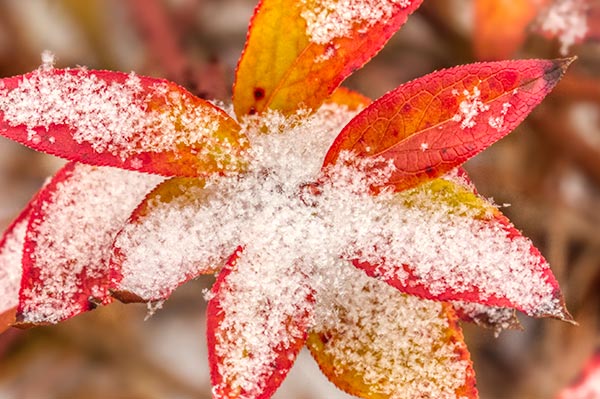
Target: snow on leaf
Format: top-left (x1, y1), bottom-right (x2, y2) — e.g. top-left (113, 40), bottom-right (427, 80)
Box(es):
top-left (232, 0), bottom-right (422, 118)
top-left (474, 0), bottom-right (546, 61)
top-left (16, 162), bottom-right (163, 325)
top-left (110, 177), bottom-right (225, 303)
top-left (308, 263), bottom-right (477, 399)
top-left (323, 58), bottom-right (574, 192)
top-left (207, 248), bottom-right (312, 399)
top-left (344, 176), bottom-right (571, 320)
top-left (0, 204), bottom-right (32, 333)
top-left (0, 68), bottom-right (248, 177)
top-left (557, 350), bottom-right (600, 399)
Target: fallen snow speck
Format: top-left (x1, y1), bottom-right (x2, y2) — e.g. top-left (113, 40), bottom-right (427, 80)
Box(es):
top-left (40, 50), bottom-right (56, 70)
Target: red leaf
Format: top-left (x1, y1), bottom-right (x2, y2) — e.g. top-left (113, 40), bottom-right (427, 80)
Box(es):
top-left (348, 175), bottom-right (571, 320)
top-left (233, 0), bottom-right (423, 117)
top-left (323, 58), bottom-right (573, 192)
top-left (207, 248), bottom-right (311, 399)
top-left (110, 177), bottom-right (224, 303)
top-left (557, 350), bottom-right (600, 399)
top-left (307, 266), bottom-right (477, 399)
top-left (16, 162), bottom-right (162, 325)
top-left (0, 68), bottom-right (248, 177)
top-left (0, 204), bottom-right (32, 333)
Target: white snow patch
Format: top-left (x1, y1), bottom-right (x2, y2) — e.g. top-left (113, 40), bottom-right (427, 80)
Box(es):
top-left (113, 104), bottom-right (360, 301)
top-left (539, 0), bottom-right (588, 55)
top-left (300, 0), bottom-right (412, 45)
top-left (453, 86), bottom-right (490, 129)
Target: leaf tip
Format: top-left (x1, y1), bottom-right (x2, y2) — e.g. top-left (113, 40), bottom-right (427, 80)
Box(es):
top-left (546, 56), bottom-right (577, 84)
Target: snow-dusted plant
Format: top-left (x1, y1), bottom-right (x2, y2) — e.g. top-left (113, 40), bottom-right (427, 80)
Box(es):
top-left (0, 1), bottom-right (574, 398)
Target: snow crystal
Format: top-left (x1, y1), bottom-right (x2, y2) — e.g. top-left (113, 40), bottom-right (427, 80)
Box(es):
top-left (311, 262), bottom-right (471, 398)
top-left (0, 217), bottom-right (27, 314)
top-left (488, 102), bottom-right (512, 131)
top-left (300, 0), bottom-right (412, 45)
top-left (40, 50), bottom-right (56, 70)
top-left (20, 164), bottom-right (162, 324)
top-left (452, 86), bottom-right (490, 129)
top-left (539, 0), bottom-right (588, 55)
top-left (0, 68), bottom-right (231, 164)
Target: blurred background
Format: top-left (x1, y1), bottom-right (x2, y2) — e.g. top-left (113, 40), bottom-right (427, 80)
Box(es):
top-left (0, 0), bottom-right (598, 398)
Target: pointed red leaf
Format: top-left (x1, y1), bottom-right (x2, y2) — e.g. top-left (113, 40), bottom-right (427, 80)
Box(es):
top-left (0, 68), bottom-right (248, 176)
top-left (308, 265), bottom-right (477, 399)
top-left (110, 177), bottom-right (225, 303)
top-left (16, 162), bottom-right (163, 325)
top-left (233, 0), bottom-right (423, 117)
top-left (0, 204), bottom-right (32, 333)
top-left (324, 58), bottom-right (573, 192)
top-left (347, 175), bottom-right (571, 320)
top-left (207, 248), bottom-right (312, 399)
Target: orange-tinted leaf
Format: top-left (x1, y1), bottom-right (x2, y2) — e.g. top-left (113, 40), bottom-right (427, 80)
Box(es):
top-left (0, 68), bottom-right (248, 176)
top-left (557, 350), bottom-right (600, 399)
top-left (207, 248), bottom-right (311, 399)
top-left (307, 267), bottom-right (477, 399)
top-left (0, 308), bottom-right (16, 335)
top-left (16, 162), bottom-right (162, 325)
top-left (233, 0), bottom-right (423, 118)
top-left (350, 176), bottom-right (571, 320)
top-left (324, 87), bottom-right (372, 111)
top-left (110, 177), bottom-right (224, 303)
top-left (324, 58), bottom-right (573, 192)
top-left (474, 0), bottom-right (546, 60)
top-left (0, 204), bottom-right (32, 333)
